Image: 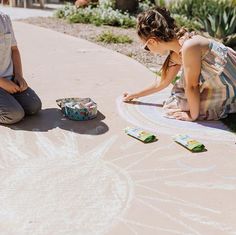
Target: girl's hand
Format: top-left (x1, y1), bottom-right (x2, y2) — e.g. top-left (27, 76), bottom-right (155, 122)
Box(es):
top-left (0, 78), bottom-right (20, 94)
top-left (123, 92), bottom-right (138, 102)
top-left (172, 111), bottom-right (194, 121)
top-left (14, 76), bottom-right (28, 92)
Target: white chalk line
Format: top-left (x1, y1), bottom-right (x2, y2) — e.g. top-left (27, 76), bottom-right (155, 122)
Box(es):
top-left (124, 143), bottom-right (175, 170)
top-left (122, 221), bottom-right (139, 235)
top-left (110, 150), bottom-right (151, 163)
top-left (179, 209), bottom-right (235, 233)
top-left (118, 217), bottom-right (185, 235)
top-left (137, 198), bottom-right (202, 235)
top-left (165, 181), bottom-right (236, 191)
top-left (128, 168), bottom-right (183, 173)
top-left (135, 183), bottom-right (220, 214)
top-left (134, 166), bottom-right (215, 183)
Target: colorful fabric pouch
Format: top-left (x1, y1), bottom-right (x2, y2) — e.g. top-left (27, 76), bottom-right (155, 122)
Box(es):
top-left (56, 97), bottom-right (97, 121)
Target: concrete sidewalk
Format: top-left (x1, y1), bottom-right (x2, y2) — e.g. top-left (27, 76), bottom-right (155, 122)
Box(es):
top-left (0, 21), bottom-right (235, 235)
top-left (0, 5), bottom-right (59, 19)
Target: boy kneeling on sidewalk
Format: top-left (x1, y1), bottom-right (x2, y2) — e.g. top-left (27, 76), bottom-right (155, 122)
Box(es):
top-left (0, 12), bottom-right (41, 124)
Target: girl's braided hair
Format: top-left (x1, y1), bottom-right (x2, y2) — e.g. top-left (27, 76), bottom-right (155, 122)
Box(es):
top-left (137, 7), bottom-right (189, 77)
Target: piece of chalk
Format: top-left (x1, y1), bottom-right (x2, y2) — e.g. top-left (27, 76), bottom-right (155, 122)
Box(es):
top-left (84, 102), bottom-right (94, 107)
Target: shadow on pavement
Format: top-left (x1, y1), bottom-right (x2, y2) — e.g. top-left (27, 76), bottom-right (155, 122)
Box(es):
top-left (127, 100), bottom-right (163, 108)
top-left (4, 108), bottom-right (109, 135)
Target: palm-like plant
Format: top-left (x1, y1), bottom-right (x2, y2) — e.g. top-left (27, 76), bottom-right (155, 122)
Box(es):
top-left (199, 4), bottom-right (236, 48)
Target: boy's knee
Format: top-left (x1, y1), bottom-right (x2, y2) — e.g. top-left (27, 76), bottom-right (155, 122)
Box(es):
top-left (25, 97), bottom-right (42, 115)
top-left (0, 107), bottom-right (25, 124)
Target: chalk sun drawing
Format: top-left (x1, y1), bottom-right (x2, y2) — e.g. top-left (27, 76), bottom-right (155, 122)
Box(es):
top-left (1, 131), bottom-right (236, 234)
top-left (0, 132), bottom-right (133, 235)
top-left (110, 142), bottom-right (236, 235)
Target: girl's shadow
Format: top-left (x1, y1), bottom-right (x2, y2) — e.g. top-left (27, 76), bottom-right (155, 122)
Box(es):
top-left (127, 100), bottom-right (163, 108)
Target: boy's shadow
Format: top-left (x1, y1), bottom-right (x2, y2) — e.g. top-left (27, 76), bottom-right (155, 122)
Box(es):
top-left (6, 108), bottom-right (109, 135)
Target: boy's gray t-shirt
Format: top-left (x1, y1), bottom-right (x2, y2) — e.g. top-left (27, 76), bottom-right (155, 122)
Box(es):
top-left (0, 12), bottom-right (17, 79)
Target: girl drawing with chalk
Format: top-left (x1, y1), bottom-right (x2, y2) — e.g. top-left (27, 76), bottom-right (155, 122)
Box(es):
top-left (123, 7), bottom-right (236, 121)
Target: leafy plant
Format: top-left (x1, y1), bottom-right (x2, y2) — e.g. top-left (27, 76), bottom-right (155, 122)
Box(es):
top-left (55, 4), bottom-right (136, 28)
top-left (155, 70), bottom-right (180, 85)
top-left (138, 0), bottom-right (154, 12)
top-left (173, 14), bottom-right (202, 31)
top-left (96, 31), bottom-right (133, 43)
top-left (170, 0), bottom-right (218, 20)
top-left (172, 75), bottom-right (181, 85)
top-left (154, 0), bottom-right (166, 7)
top-left (99, 0), bottom-right (115, 8)
top-left (170, 0), bottom-right (236, 49)
top-left (199, 3), bottom-right (236, 48)
top-left (54, 3), bottom-right (77, 18)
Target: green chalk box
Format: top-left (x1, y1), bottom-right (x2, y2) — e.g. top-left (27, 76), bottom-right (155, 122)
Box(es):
top-left (173, 134), bottom-right (206, 152)
top-left (125, 127), bottom-right (157, 143)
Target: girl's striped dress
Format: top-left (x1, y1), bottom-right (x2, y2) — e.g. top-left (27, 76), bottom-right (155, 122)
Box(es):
top-left (163, 36), bottom-right (236, 120)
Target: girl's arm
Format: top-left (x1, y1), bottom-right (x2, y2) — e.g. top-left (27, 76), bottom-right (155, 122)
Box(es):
top-left (123, 64), bottom-right (181, 101)
top-left (180, 39), bottom-right (201, 121)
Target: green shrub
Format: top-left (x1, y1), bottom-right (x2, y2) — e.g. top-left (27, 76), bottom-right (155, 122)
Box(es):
top-left (171, 75), bottom-right (181, 85)
top-left (155, 70), bottom-right (180, 85)
top-left (54, 3), bottom-right (77, 18)
top-left (138, 0), bottom-right (167, 13)
top-left (138, 0), bottom-right (154, 13)
top-left (54, 8), bottom-right (65, 18)
top-left (170, 0), bottom-right (236, 49)
top-left (199, 3), bottom-right (236, 48)
top-left (154, 0), bottom-right (166, 7)
top-left (96, 31), bottom-right (133, 43)
top-left (173, 14), bottom-right (202, 31)
top-left (99, 0), bottom-right (115, 8)
top-left (54, 4), bottom-right (136, 28)
top-left (170, 0), bottom-right (219, 20)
